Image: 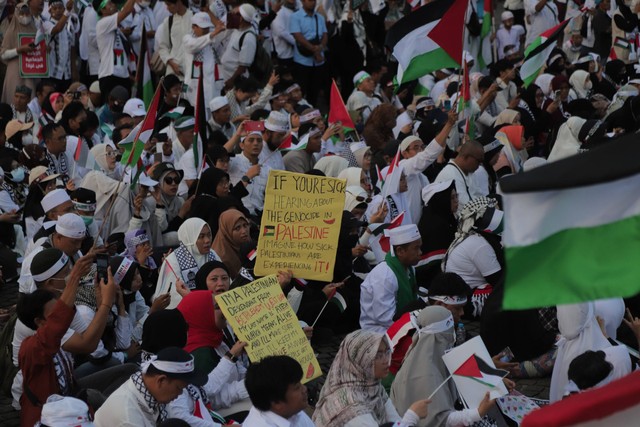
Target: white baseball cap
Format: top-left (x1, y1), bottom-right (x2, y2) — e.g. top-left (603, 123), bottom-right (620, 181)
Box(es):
top-left (192, 12), bottom-right (213, 29)
top-left (123, 98), bottom-right (146, 118)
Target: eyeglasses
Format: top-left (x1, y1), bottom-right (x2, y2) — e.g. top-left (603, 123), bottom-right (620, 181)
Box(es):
top-left (164, 176), bottom-right (182, 185)
top-left (409, 144), bottom-right (426, 152)
top-left (105, 151), bottom-right (118, 158)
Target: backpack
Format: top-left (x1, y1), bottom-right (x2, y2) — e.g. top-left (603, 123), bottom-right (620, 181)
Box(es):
top-left (0, 313), bottom-right (19, 397)
top-left (239, 30), bottom-right (273, 86)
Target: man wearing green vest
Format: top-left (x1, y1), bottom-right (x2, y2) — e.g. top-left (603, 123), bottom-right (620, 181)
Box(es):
top-left (360, 224), bottom-right (422, 333)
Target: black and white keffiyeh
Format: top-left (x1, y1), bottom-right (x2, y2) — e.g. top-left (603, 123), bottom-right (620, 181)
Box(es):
top-left (132, 371), bottom-right (168, 423)
top-left (174, 243), bottom-right (217, 289)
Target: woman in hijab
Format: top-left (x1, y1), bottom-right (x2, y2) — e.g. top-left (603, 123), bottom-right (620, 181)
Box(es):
top-left (493, 125), bottom-right (531, 175)
top-left (195, 260), bottom-right (232, 294)
top-left (339, 166), bottom-right (372, 196)
top-left (212, 209), bottom-right (251, 279)
top-left (516, 83), bottom-right (552, 156)
top-left (174, 290), bottom-right (251, 421)
top-left (0, 2), bottom-right (37, 103)
top-left (345, 185), bottom-right (371, 220)
top-left (315, 156), bottom-right (349, 178)
top-left (550, 302), bottom-right (611, 402)
top-left (123, 229), bottom-right (159, 304)
top-left (569, 69), bottom-right (592, 100)
top-left (542, 75), bottom-right (572, 130)
top-left (365, 166), bottom-right (412, 228)
top-left (492, 108), bottom-right (520, 129)
top-left (548, 117), bottom-right (605, 162)
top-left (81, 168), bottom-right (133, 237)
top-left (313, 329), bottom-right (430, 426)
top-left (391, 306), bottom-right (503, 426)
top-left (153, 218), bottom-right (221, 308)
top-left (417, 181), bottom-right (458, 287)
top-left (89, 144), bottom-right (123, 180)
top-left (148, 162), bottom-right (188, 247)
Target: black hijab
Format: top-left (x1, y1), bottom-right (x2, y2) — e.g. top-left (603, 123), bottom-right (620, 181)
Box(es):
top-left (195, 260), bottom-right (230, 291)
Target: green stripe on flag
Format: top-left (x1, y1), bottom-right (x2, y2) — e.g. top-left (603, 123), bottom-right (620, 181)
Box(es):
top-left (504, 215), bottom-right (640, 309)
top-left (400, 48), bottom-right (459, 85)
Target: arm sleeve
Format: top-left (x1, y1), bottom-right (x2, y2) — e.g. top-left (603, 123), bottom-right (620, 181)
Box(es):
top-left (156, 18), bottom-right (171, 63)
top-left (400, 139), bottom-right (444, 175)
top-left (289, 12), bottom-right (302, 34)
top-left (167, 391), bottom-right (223, 427)
top-left (246, 84), bottom-right (274, 114)
top-left (131, 293), bottom-right (149, 342)
top-left (182, 33), bottom-right (214, 54)
top-left (272, 14), bottom-right (296, 45)
top-left (114, 313), bottom-right (133, 350)
top-left (361, 268), bottom-right (397, 331)
top-left (445, 409), bottom-right (482, 427)
top-left (1, 48), bottom-right (18, 61)
top-left (471, 237), bottom-right (501, 278)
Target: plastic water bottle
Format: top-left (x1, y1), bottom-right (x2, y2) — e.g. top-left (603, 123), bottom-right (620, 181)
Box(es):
top-left (455, 322), bottom-right (466, 346)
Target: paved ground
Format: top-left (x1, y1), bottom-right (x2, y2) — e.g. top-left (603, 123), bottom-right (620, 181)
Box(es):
top-left (0, 280), bottom-right (549, 426)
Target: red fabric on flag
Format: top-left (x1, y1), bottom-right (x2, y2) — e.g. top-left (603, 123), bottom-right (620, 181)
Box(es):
top-left (278, 133), bottom-right (293, 151)
top-left (428, 0), bottom-right (468, 65)
top-left (74, 136), bottom-right (82, 161)
top-left (379, 212), bottom-right (405, 252)
top-left (328, 80), bottom-right (355, 129)
top-left (453, 354), bottom-right (482, 378)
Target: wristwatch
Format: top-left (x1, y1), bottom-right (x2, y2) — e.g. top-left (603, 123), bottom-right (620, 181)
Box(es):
top-left (241, 175), bottom-right (252, 184)
top-left (225, 351), bottom-right (238, 362)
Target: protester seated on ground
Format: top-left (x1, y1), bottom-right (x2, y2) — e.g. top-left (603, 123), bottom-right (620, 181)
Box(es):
top-left (94, 347), bottom-right (207, 427)
top-left (564, 346), bottom-right (632, 398)
top-left (313, 330), bottom-right (430, 426)
top-left (212, 209), bottom-right (251, 280)
top-left (482, 278), bottom-right (559, 379)
top-left (391, 306), bottom-right (515, 426)
top-left (122, 229), bottom-right (160, 305)
top-left (37, 394), bottom-right (96, 427)
top-left (442, 197), bottom-right (504, 318)
top-left (147, 162), bottom-right (190, 247)
top-left (153, 218), bottom-right (221, 309)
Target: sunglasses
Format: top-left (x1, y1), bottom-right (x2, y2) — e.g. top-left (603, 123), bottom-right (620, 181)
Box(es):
top-left (164, 176), bottom-right (182, 185)
top-left (355, 195), bottom-right (372, 203)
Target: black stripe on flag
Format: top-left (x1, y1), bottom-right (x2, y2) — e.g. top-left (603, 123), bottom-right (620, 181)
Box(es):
top-left (500, 132), bottom-right (640, 194)
top-left (475, 355), bottom-right (509, 378)
top-left (523, 19), bottom-right (571, 61)
top-left (385, 0), bottom-right (454, 49)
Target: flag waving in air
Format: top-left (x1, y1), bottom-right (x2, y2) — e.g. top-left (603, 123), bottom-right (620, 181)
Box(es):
top-left (328, 79), bottom-right (356, 131)
top-left (520, 19), bottom-right (571, 87)
top-left (453, 354), bottom-right (509, 388)
top-left (385, 0), bottom-right (467, 84)
top-left (193, 64), bottom-right (207, 177)
top-left (135, 23), bottom-right (154, 109)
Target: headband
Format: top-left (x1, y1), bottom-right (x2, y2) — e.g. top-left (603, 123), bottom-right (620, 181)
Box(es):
top-left (429, 295), bottom-right (468, 305)
top-left (286, 83), bottom-right (300, 93)
top-left (583, 120), bottom-right (602, 142)
top-left (416, 99), bottom-right (435, 110)
top-left (114, 257), bottom-right (134, 286)
top-left (141, 355), bottom-right (196, 374)
top-left (72, 201), bottom-right (96, 212)
top-left (98, 0), bottom-right (109, 12)
top-left (355, 73), bottom-right (370, 87)
top-left (33, 253), bottom-right (70, 282)
top-left (548, 54), bottom-right (562, 66)
top-left (483, 139), bottom-right (503, 153)
top-left (417, 313), bottom-right (454, 335)
top-left (300, 109), bottom-right (321, 123)
top-left (128, 232), bottom-right (150, 248)
top-left (22, 147), bottom-right (31, 160)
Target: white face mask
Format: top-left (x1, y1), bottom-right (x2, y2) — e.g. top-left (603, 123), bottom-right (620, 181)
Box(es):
top-left (584, 81), bottom-right (593, 91)
top-left (18, 16), bottom-right (32, 25)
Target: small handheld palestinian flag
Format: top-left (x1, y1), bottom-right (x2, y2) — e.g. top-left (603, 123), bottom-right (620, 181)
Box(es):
top-left (429, 353), bottom-right (508, 399)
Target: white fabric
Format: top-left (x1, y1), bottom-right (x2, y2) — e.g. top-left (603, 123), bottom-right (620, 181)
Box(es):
top-left (496, 24), bottom-right (526, 58)
top-left (360, 262), bottom-right (400, 333)
top-left (157, 10), bottom-right (194, 76)
top-left (220, 28), bottom-right (257, 81)
top-left (76, 305), bottom-right (131, 360)
top-left (548, 117), bottom-right (586, 163)
top-left (594, 298), bottom-right (625, 340)
top-left (434, 161), bottom-right (478, 216)
top-left (550, 302), bottom-right (610, 402)
top-left (271, 6), bottom-right (296, 59)
top-left (344, 402), bottom-right (422, 427)
top-left (94, 379), bottom-right (159, 427)
top-left (399, 138), bottom-right (443, 223)
top-left (524, 0), bottom-right (558, 46)
top-left (243, 407), bottom-right (316, 427)
top-left (229, 152), bottom-right (271, 215)
top-left (82, 7), bottom-right (100, 75)
top-left (96, 14), bottom-right (129, 79)
top-left (386, 224), bottom-right (420, 246)
top-left (182, 32), bottom-right (224, 112)
top-left (444, 235), bottom-right (501, 289)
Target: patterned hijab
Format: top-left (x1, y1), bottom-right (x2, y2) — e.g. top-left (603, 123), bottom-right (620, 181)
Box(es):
top-left (123, 229), bottom-right (157, 269)
top-left (313, 330), bottom-right (389, 426)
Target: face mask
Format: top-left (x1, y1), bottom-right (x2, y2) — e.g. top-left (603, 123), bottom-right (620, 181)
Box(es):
top-left (18, 16), bottom-right (32, 25)
top-left (10, 168), bottom-right (25, 183)
top-left (22, 134), bottom-right (33, 145)
top-left (80, 215), bottom-right (94, 226)
top-left (584, 81), bottom-right (593, 91)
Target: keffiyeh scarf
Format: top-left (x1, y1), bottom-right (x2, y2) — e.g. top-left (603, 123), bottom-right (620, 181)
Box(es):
top-left (174, 243), bottom-right (217, 289)
top-left (132, 371), bottom-right (168, 423)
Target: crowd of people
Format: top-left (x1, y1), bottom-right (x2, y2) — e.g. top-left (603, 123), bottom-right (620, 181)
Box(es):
top-left (2, 0), bottom-right (640, 425)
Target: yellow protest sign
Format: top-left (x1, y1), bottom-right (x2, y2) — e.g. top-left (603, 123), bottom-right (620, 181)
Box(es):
top-left (215, 275), bottom-right (321, 383)
top-left (255, 170), bottom-right (346, 282)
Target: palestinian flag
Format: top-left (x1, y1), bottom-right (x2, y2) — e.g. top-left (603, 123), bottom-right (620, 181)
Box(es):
top-left (193, 64), bottom-right (206, 176)
top-left (608, 46), bottom-right (618, 62)
top-left (477, 0), bottom-right (493, 69)
top-left (414, 75), bottom-right (431, 96)
top-left (520, 19), bottom-right (571, 88)
top-left (328, 290), bottom-right (347, 313)
top-left (369, 211), bottom-right (406, 261)
top-left (34, 19), bottom-right (46, 45)
top-left (276, 134), bottom-right (294, 151)
top-left (381, 148), bottom-right (402, 199)
top-left (501, 132), bottom-right (640, 309)
top-left (416, 249), bottom-right (447, 268)
top-left (522, 371), bottom-right (640, 427)
top-left (135, 23), bottom-right (154, 109)
top-left (453, 354), bottom-right (508, 388)
top-left (263, 225), bottom-right (275, 237)
top-left (387, 310), bottom-right (417, 349)
top-left (328, 80), bottom-right (355, 130)
top-left (161, 106), bottom-right (185, 120)
top-left (385, 0), bottom-right (467, 84)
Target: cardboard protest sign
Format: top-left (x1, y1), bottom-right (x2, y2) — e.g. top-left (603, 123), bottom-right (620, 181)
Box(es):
top-left (18, 34), bottom-right (48, 78)
top-left (254, 170), bottom-right (345, 282)
top-left (442, 336), bottom-right (509, 408)
top-left (215, 275), bottom-right (321, 383)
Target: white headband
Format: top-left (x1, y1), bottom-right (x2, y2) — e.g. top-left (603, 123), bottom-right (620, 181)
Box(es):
top-left (32, 253), bottom-right (69, 282)
top-left (417, 313), bottom-right (454, 335)
top-left (114, 257), bottom-right (134, 286)
top-left (141, 355), bottom-right (196, 374)
top-left (483, 139), bottom-right (502, 153)
top-left (300, 110), bottom-right (321, 123)
top-left (429, 295), bottom-right (468, 305)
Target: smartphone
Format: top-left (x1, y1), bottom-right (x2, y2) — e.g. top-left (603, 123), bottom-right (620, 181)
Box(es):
top-left (245, 120), bottom-right (265, 132)
top-left (499, 346), bottom-right (515, 363)
top-left (554, 90), bottom-right (561, 100)
top-left (443, 100), bottom-right (451, 112)
top-left (155, 142), bottom-right (164, 163)
top-left (96, 253), bottom-right (109, 283)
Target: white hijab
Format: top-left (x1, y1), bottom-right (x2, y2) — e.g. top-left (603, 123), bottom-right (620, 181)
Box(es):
top-left (548, 117), bottom-right (586, 163)
top-left (550, 302), bottom-right (610, 402)
top-left (569, 70), bottom-right (591, 99)
top-left (177, 217), bottom-right (213, 267)
top-left (316, 156), bottom-right (349, 178)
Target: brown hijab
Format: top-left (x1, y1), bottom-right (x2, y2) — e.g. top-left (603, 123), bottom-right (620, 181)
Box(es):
top-left (212, 209), bottom-right (248, 278)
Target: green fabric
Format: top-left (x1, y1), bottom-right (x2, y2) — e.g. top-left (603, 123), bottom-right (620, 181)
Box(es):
top-left (190, 346), bottom-right (221, 375)
top-left (385, 252), bottom-right (417, 314)
top-left (504, 214), bottom-right (640, 310)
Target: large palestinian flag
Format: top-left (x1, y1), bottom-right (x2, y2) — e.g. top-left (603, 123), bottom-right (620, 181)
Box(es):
top-left (453, 354), bottom-right (508, 388)
top-left (520, 19), bottom-right (570, 87)
top-left (501, 132), bottom-right (640, 310)
top-left (385, 0), bottom-right (467, 84)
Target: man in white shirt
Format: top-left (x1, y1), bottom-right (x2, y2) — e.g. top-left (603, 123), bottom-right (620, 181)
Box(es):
top-left (260, 110), bottom-right (289, 172)
top-left (496, 11), bottom-right (525, 59)
top-left (244, 355), bottom-right (315, 427)
top-left (43, 0), bottom-right (75, 90)
top-left (220, 3), bottom-right (258, 90)
top-left (130, 0), bottom-right (157, 56)
top-left (524, 0), bottom-right (558, 47)
top-left (207, 96), bottom-right (236, 140)
top-left (81, 5), bottom-right (100, 81)
top-left (156, 0), bottom-right (193, 77)
top-left (171, 116), bottom-right (194, 164)
top-left (360, 224), bottom-right (422, 333)
top-left (434, 141), bottom-right (485, 215)
top-left (271, 0), bottom-right (297, 65)
top-left (346, 71), bottom-right (382, 114)
top-left (229, 130), bottom-right (268, 216)
top-left (95, 0), bottom-right (137, 96)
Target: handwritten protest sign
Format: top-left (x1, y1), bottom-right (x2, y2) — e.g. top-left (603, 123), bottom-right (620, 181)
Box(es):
top-left (19, 34), bottom-right (48, 78)
top-left (254, 170), bottom-right (346, 282)
top-left (215, 275), bottom-right (321, 383)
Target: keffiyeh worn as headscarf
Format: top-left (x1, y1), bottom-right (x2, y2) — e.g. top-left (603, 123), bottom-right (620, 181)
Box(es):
top-left (176, 290), bottom-right (224, 353)
top-left (391, 306), bottom-right (456, 427)
top-left (313, 330), bottom-right (389, 426)
top-left (123, 229), bottom-right (157, 269)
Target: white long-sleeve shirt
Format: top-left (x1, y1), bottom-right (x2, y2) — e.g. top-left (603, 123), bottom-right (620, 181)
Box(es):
top-left (157, 10), bottom-right (194, 76)
top-left (243, 407), bottom-right (316, 427)
top-left (360, 262), bottom-right (401, 333)
top-left (271, 6), bottom-right (296, 60)
top-left (182, 32), bottom-right (224, 112)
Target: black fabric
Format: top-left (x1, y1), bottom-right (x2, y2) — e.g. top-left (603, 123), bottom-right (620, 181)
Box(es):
top-left (194, 260), bottom-right (229, 291)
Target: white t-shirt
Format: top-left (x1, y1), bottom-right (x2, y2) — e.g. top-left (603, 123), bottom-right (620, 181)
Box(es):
top-left (444, 234), bottom-right (501, 289)
top-left (220, 28), bottom-right (257, 81)
top-left (96, 14), bottom-right (130, 79)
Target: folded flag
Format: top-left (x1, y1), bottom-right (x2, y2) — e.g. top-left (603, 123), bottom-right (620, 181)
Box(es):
top-left (501, 132), bottom-right (640, 309)
top-left (454, 354), bottom-right (508, 388)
